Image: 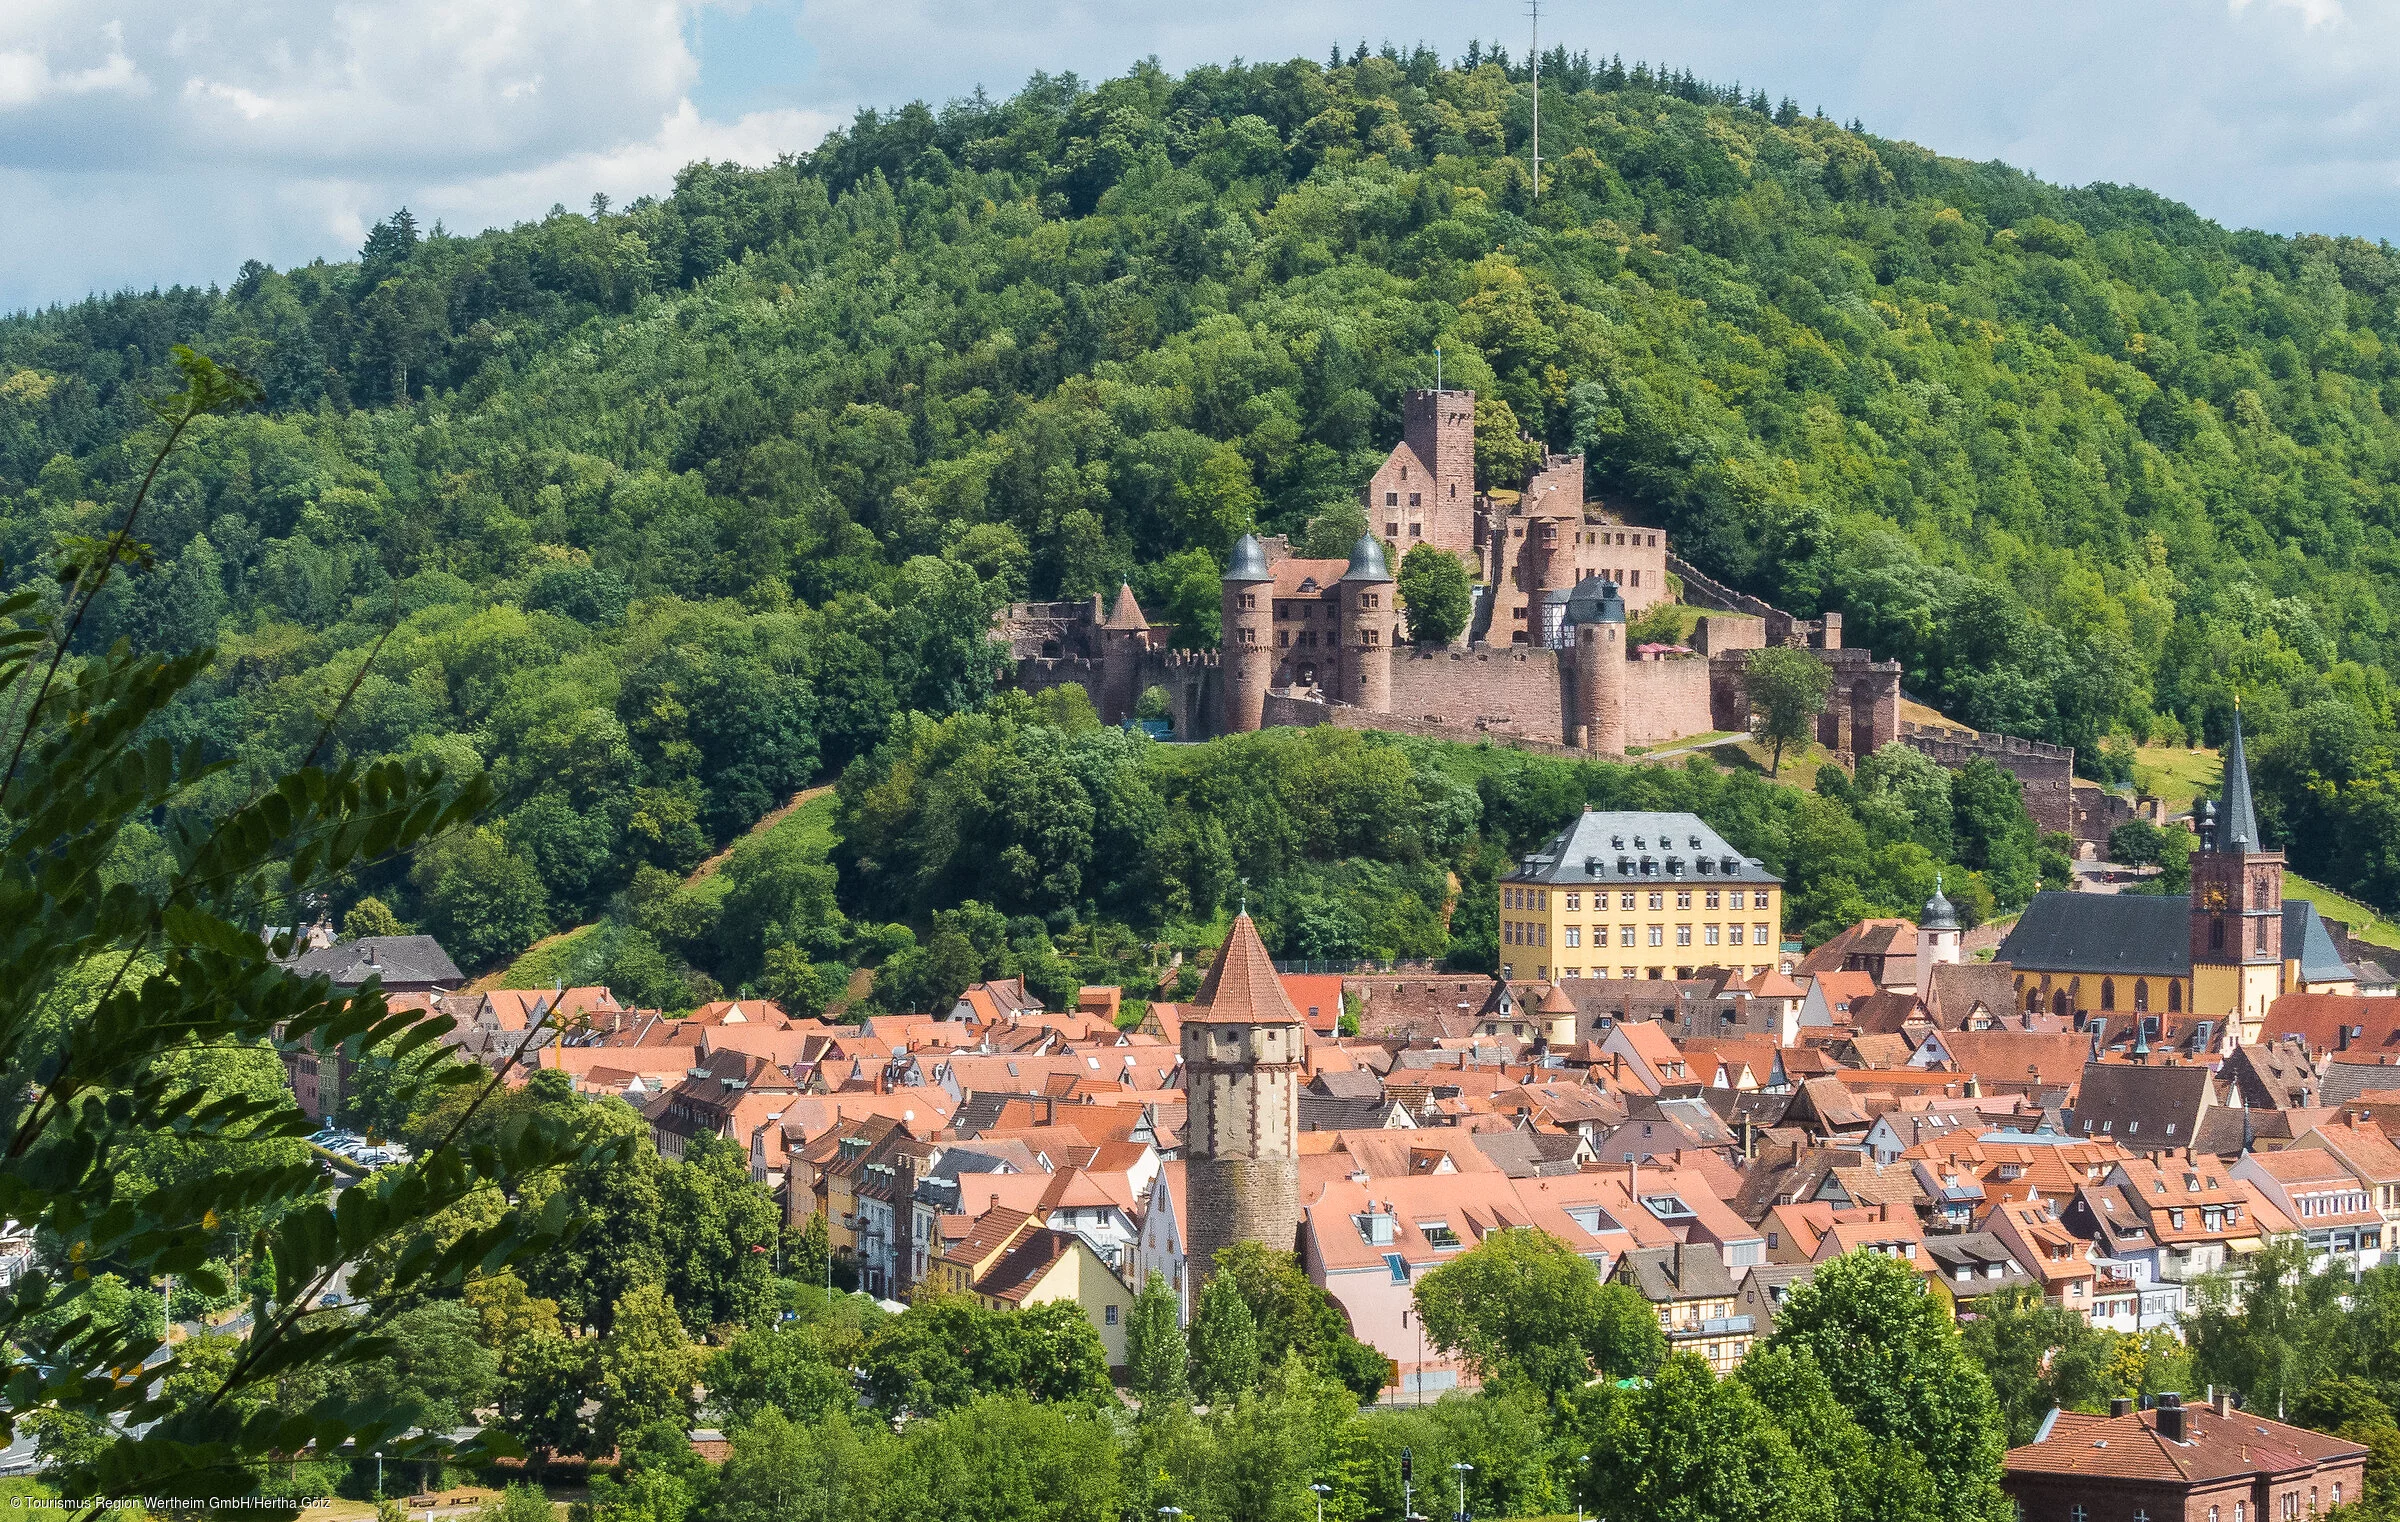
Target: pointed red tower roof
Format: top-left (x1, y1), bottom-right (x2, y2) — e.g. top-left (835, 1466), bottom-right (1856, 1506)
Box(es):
top-left (1188, 912), bottom-right (1303, 1025)
top-left (1103, 582), bottom-right (1149, 631)
top-left (1537, 981), bottom-right (1579, 1016)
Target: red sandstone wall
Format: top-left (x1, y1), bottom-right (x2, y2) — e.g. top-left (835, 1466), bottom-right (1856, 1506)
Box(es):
top-left (1390, 648), bottom-right (1571, 741)
top-left (1624, 658), bottom-right (1716, 747)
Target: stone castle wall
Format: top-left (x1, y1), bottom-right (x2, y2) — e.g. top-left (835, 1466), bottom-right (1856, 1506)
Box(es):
top-left (1898, 722), bottom-right (2076, 836)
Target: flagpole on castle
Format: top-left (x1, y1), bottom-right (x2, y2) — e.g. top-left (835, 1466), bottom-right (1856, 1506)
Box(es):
top-left (1529, 0), bottom-right (1541, 200)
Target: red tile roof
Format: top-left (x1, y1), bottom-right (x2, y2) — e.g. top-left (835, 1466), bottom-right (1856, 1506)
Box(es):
top-left (1190, 913), bottom-right (1304, 1025)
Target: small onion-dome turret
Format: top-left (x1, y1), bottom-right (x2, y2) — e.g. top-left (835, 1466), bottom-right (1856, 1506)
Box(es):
top-left (1339, 533), bottom-right (1393, 583)
top-left (1921, 875), bottom-right (1959, 933)
top-left (1225, 533), bottom-right (1272, 582)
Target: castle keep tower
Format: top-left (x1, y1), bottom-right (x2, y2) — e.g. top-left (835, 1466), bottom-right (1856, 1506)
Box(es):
top-left (1339, 533), bottom-right (1395, 713)
top-left (1365, 389), bottom-right (1478, 565)
top-left (1181, 911), bottom-right (1304, 1284)
top-left (2190, 707), bottom-right (2283, 1040)
top-left (1220, 533), bottom-right (1274, 735)
top-left (1566, 574), bottom-right (1626, 757)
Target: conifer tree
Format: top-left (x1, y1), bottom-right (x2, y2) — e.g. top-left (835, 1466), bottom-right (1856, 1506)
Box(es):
top-left (1187, 1270), bottom-right (1260, 1404)
top-left (1127, 1269), bottom-right (1190, 1418)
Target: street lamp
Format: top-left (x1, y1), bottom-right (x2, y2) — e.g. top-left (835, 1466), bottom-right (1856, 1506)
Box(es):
top-left (1452, 1461), bottom-right (1473, 1522)
top-left (374, 1450), bottom-right (384, 1500)
top-left (1310, 1482), bottom-right (1332, 1522)
top-left (1575, 1453), bottom-right (1590, 1522)
top-left (1159, 1509), bottom-right (1185, 1522)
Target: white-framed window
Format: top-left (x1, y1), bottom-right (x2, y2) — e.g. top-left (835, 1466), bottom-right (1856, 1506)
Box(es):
top-left (1677, 925), bottom-right (1692, 947)
top-left (1565, 928), bottom-right (1581, 948)
top-left (1621, 926), bottom-right (1636, 947)
top-left (1705, 924), bottom-right (1720, 945)
top-left (1648, 925), bottom-right (1664, 947)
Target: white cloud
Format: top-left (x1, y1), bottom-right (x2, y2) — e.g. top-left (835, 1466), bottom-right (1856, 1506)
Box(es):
top-left (8, 0), bottom-right (2400, 310)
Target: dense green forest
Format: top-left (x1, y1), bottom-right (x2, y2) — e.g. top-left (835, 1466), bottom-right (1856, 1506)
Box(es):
top-left (5, 44), bottom-right (2398, 993)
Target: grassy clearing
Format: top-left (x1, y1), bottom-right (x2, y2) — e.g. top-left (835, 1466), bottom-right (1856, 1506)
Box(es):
top-left (2285, 873), bottom-right (2400, 951)
top-left (2131, 745), bottom-right (2221, 815)
top-left (477, 922), bottom-right (600, 991)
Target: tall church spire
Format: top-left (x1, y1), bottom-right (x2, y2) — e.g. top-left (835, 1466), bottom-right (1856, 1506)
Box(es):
top-left (2218, 703), bottom-right (2262, 852)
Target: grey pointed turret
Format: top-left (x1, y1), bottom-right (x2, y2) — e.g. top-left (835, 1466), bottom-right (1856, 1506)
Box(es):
top-left (1339, 533), bottom-right (1393, 583)
top-left (1224, 532), bottom-right (1272, 583)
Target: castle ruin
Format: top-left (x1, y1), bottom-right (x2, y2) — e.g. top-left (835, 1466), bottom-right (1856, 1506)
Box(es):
top-left (995, 387), bottom-right (1904, 762)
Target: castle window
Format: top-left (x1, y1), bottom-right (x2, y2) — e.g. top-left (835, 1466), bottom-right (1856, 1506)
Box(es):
top-left (2135, 980), bottom-right (2148, 1012)
top-left (2256, 916), bottom-right (2269, 951)
top-left (1239, 593), bottom-right (1256, 610)
top-left (2169, 981), bottom-right (2182, 1012)
top-left (1386, 492), bottom-right (1399, 506)
top-left (1409, 493), bottom-right (1422, 507)
top-left (2210, 916), bottom-right (2225, 950)
top-left (1386, 523), bottom-right (1400, 537)
top-left (1630, 570), bottom-right (1640, 586)
top-left (2101, 979), bottom-right (2115, 1011)
top-left (1410, 523), bottom-right (1422, 536)
top-left (1239, 628), bottom-right (1255, 644)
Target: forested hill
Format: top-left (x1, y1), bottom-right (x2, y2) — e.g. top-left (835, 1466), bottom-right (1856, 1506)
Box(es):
top-left (3, 46), bottom-right (2399, 991)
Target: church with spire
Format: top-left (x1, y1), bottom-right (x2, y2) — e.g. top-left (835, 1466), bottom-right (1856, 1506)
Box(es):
top-left (1997, 708), bottom-right (2360, 1045)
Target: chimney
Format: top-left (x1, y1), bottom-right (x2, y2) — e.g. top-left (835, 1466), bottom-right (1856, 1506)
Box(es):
top-left (2215, 1391), bottom-right (2233, 1418)
top-left (2156, 1393), bottom-right (2185, 1442)
top-left (1627, 1158), bottom-right (1639, 1196)
top-left (2111, 1398), bottom-right (2133, 1418)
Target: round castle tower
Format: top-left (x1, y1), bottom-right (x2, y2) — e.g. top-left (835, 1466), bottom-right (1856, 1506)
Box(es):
top-left (1339, 533), bottom-right (1395, 714)
top-left (1220, 533), bottom-right (1274, 735)
top-left (1181, 911), bottom-right (1305, 1285)
top-left (1565, 574), bottom-right (1627, 758)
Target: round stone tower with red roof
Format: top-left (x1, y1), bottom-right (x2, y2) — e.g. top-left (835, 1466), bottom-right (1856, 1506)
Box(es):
top-left (1181, 910), bottom-right (1305, 1285)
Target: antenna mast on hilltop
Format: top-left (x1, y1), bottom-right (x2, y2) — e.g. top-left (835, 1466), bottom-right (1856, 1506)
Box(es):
top-left (1528, 0), bottom-right (1540, 199)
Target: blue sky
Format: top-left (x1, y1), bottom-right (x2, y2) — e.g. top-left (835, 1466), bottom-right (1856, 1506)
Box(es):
top-left (3, 0), bottom-right (2396, 312)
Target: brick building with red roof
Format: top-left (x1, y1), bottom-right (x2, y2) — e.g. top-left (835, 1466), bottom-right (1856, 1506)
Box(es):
top-left (2004, 1394), bottom-right (2365, 1522)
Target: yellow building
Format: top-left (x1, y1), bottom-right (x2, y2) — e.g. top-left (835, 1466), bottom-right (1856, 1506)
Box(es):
top-left (1498, 809), bottom-right (1784, 983)
top-left (929, 1208), bottom-right (1138, 1366)
top-left (1995, 711), bottom-right (2357, 1043)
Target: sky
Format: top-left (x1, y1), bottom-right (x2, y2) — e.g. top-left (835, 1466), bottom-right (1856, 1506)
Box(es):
top-left (4, 0), bottom-right (2399, 313)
